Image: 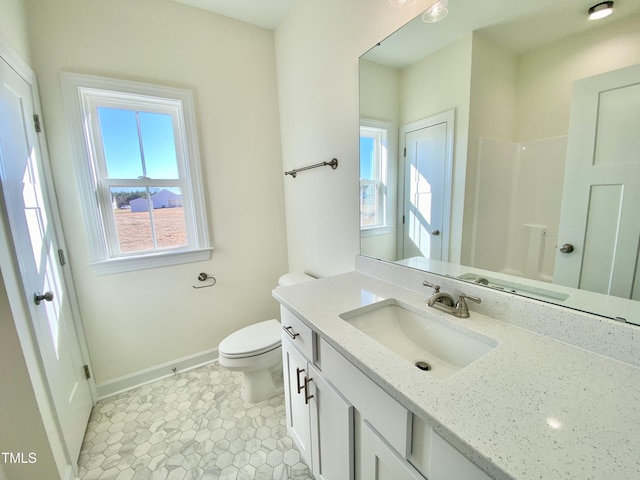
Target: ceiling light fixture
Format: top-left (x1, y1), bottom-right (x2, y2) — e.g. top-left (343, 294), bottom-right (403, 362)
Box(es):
top-left (422, 0), bottom-right (449, 23)
top-left (588, 1), bottom-right (614, 20)
top-left (388, 0), bottom-right (415, 6)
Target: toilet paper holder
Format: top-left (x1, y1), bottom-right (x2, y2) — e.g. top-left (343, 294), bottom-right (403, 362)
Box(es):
top-left (193, 272), bottom-right (217, 289)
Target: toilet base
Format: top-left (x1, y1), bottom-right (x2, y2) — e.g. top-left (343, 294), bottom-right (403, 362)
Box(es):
top-left (241, 362), bottom-right (283, 403)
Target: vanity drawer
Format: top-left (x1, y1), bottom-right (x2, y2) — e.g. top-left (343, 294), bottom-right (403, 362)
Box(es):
top-left (281, 307), bottom-right (314, 360)
top-left (319, 338), bottom-right (411, 456)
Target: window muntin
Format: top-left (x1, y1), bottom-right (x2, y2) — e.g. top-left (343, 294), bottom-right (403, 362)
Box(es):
top-left (98, 108), bottom-right (179, 180)
top-left (110, 186), bottom-right (187, 253)
top-left (62, 73), bottom-right (211, 273)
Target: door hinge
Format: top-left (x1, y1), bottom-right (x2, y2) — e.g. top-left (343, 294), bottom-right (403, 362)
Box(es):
top-left (402, 215), bottom-right (406, 224)
top-left (83, 365), bottom-right (91, 380)
top-left (58, 248), bottom-right (66, 266)
top-left (403, 147), bottom-right (406, 157)
top-left (33, 114), bottom-right (41, 133)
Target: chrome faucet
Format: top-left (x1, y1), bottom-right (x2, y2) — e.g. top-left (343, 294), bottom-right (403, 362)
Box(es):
top-left (423, 280), bottom-right (454, 307)
top-left (423, 281), bottom-right (481, 318)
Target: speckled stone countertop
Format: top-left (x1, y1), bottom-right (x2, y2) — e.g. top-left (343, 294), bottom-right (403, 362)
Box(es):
top-left (273, 271), bottom-right (640, 480)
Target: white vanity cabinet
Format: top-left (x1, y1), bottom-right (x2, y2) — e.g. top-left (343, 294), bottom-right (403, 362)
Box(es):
top-left (281, 306), bottom-right (491, 480)
top-left (281, 307), bottom-right (354, 480)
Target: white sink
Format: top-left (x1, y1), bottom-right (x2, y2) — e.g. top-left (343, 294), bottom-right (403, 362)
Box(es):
top-left (339, 299), bottom-right (497, 379)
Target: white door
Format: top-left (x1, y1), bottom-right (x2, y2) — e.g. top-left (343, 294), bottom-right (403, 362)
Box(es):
top-left (554, 64), bottom-right (640, 300)
top-left (400, 110), bottom-right (454, 261)
top-left (0, 58), bottom-right (93, 461)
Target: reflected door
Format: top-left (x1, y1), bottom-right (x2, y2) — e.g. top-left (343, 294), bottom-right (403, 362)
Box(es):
top-left (400, 112), bottom-right (453, 261)
top-left (0, 59), bottom-right (92, 460)
top-left (554, 64), bottom-right (640, 300)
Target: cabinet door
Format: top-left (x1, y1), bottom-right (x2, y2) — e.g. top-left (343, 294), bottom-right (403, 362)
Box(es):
top-left (308, 363), bottom-right (354, 480)
top-left (282, 337), bottom-right (312, 465)
top-left (411, 415), bottom-right (492, 480)
top-left (361, 421), bottom-right (425, 480)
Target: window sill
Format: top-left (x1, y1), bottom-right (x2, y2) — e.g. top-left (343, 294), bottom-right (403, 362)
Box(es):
top-left (90, 247), bottom-right (213, 275)
top-left (360, 226), bottom-right (395, 238)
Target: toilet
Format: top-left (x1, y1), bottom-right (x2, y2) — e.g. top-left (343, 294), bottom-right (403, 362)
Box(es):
top-left (218, 272), bottom-right (314, 403)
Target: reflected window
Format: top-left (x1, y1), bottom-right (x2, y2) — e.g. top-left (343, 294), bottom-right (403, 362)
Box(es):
top-left (62, 74), bottom-right (211, 273)
top-left (360, 124), bottom-right (390, 229)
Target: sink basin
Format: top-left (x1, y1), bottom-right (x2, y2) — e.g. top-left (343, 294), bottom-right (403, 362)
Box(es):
top-left (339, 299), bottom-right (497, 379)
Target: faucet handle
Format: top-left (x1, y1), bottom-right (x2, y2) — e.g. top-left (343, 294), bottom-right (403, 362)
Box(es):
top-left (457, 292), bottom-right (481, 308)
top-left (459, 292), bottom-right (481, 303)
top-left (423, 280), bottom-right (441, 293)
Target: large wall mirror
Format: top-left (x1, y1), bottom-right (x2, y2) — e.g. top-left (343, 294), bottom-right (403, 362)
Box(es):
top-left (359, 0), bottom-right (640, 325)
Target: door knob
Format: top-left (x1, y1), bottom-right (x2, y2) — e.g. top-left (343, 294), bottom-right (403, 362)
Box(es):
top-left (559, 243), bottom-right (574, 254)
top-left (431, 229), bottom-right (440, 236)
top-left (34, 291), bottom-right (54, 305)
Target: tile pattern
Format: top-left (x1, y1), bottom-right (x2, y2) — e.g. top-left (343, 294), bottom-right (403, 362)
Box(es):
top-left (78, 363), bottom-right (314, 480)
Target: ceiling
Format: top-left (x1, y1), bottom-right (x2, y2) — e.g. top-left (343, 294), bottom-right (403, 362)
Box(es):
top-left (363, 0), bottom-right (640, 68)
top-left (174, 0), bottom-right (296, 29)
top-left (172, 0), bottom-right (640, 60)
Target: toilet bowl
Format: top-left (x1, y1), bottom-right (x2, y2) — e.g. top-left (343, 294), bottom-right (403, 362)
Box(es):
top-left (217, 272), bottom-right (314, 403)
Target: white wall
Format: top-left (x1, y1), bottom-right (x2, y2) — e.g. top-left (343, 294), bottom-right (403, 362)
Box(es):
top-left (0, 0), bottom-right (30, 62)
top-left (516, 13), bottom-right (640, 142)
top-left (25, 0), bottom-right (289, 384)
top-left (400, 35), bottom-right (473, 264)
top-left (359, 59), bottom-right (400, 261)
top-left (275, 0), bottom-right (440, 277)
top-left (465, 33), bottom-right (517, 264)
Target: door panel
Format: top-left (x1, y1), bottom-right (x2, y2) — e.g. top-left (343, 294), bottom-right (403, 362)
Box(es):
top-left (0, 58), bottom-right (92, 461)
top-left (554, 64), bottom-right (640, 300)
top-left (400, 111), bottom-right (454, 263)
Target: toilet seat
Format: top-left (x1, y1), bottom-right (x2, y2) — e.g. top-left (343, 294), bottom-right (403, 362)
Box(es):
top-left (219, 319), bottom-right (281, 358)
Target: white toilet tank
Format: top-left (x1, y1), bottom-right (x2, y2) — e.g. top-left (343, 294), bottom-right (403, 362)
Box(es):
top-left (278, 272), bottom-right (315, 287)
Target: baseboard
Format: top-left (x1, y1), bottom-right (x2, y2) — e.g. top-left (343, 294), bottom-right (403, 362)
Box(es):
top-left (96, 347), bottom-right (218, 400)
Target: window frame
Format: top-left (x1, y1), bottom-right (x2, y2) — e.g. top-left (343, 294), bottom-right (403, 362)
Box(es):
top-left (61, 72), bottom-right (212, 274)
top-left (360, 119), bottom-right (395, 237)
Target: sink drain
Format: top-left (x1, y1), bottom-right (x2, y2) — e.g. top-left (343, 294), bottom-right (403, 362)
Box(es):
top-left (415, 361), bottom-right (432, 371)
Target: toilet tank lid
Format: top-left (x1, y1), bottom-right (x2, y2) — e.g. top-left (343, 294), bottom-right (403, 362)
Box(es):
top-left (219, 319), bottom-right (281, 356)
top-left (278, 272), bottom-right (315, 287)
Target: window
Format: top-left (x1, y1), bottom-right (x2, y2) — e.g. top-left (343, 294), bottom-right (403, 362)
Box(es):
top-left (360, 121), bottom-right (393, 233)
top-left (62, 73), bottom-right (211, 274)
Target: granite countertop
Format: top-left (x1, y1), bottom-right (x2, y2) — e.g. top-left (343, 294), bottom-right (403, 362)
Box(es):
top-left (272, 271), bottom-right (640, 480)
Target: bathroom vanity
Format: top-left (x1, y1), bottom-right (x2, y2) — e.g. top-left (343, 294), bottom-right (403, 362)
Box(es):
top-left (273, 264), bottom-right (640, 480)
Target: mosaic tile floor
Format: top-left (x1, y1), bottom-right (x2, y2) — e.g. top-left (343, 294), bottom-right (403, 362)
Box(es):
top-left (77, 362), bottom-right (314, 480)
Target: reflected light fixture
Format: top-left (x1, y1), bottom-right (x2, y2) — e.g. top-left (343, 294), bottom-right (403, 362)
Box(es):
top-left (388, 0), bottom-right (415, 6)
top-left (588, 1), bottom-right (614, 20)
top-left (422, 0), bottom-right (449, 23)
